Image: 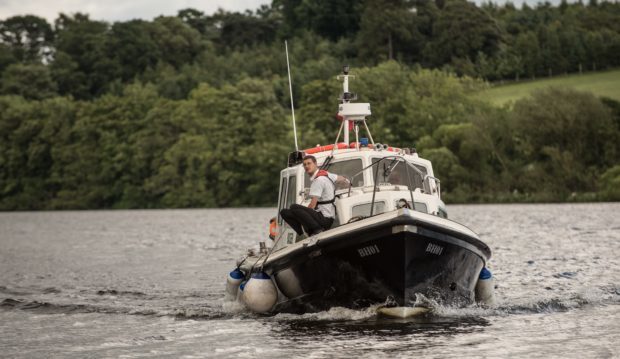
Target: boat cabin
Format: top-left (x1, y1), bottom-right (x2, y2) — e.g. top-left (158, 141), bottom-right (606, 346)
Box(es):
top-left (274, 65), bottom-right (446, 248)
top-left (275, 145), bottom-right (445, 248)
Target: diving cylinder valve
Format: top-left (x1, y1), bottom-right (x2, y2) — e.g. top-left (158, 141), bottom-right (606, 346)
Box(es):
top-left (242, 272), bottom-right (278, 313)
top-left (226, 268), bottom-right (244, 300)
top-left (475, 267), bottom-right (495, 306)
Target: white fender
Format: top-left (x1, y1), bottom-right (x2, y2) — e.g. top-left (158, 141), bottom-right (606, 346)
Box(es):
top-left (226, 268), bottom-right (244, 300)
top-left (475, 267), bottom-right (495, 306)
top-left (242, 272), bottom-right (278, 313)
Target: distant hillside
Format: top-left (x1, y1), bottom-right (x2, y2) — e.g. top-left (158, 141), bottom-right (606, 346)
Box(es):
top-left (478, 69), bottom-right (620, 106)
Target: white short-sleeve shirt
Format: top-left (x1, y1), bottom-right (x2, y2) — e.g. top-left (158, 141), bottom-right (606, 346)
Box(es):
top-left (309, 172), bottom-right (338, 218)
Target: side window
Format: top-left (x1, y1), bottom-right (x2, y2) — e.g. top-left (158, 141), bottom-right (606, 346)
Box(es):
top-left (285, 175), bottom-right (297, 209)
top-left (277, 177), bottom-right (288, 225)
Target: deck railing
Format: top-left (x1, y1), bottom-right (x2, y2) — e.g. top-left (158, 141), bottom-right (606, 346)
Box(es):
top-left (346, 155), bottom-right (439, 217)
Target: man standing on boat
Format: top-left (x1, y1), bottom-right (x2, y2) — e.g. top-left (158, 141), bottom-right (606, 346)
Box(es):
top-left (280, 155), bottom-right (348, 236)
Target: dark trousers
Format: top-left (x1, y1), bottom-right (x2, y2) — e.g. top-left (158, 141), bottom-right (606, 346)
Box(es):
top-left (280, 204), bottom-right (334, 236)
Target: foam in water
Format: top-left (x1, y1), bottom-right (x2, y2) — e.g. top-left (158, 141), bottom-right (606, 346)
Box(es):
top-left (273, 305), bottom-right (382, 321)
top-left (212, 285), bottom-right (620, 323)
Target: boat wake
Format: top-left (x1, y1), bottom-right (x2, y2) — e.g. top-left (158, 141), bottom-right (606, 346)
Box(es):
top-left (411, 285), bottom-right (620, 319)
top-left (2, 284), bottom-right (618, 322)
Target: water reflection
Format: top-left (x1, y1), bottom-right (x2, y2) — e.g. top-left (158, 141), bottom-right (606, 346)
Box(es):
top-left (271, 314), bottom-right (490, 339)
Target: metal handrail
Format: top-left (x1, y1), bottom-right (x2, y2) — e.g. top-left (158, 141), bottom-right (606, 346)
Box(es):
top-left (345, 155), bottom-right (434, 217)
top-left (347, 155), bottom-right (427, 194)
top-left (423, 174), bottom-right (441, 197)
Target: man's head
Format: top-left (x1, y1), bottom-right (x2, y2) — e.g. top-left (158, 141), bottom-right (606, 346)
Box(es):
top-left (302, 155), bottom-right (318, 175)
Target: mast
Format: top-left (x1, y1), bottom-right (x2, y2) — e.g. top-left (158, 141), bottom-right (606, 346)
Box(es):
top-left (337, 66), bottom-right (372, 149)
top-left (285, 41), bottom-right (299, 152)
top-left (342, 66), bottom-right (350, 144)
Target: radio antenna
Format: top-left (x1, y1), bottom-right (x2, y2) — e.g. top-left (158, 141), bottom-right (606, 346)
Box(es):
top-left (285, 40), bottom-right (299, 151)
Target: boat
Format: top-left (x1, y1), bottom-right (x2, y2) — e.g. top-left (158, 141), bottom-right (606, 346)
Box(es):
top-left (225, 65), bottom-right (495, 317)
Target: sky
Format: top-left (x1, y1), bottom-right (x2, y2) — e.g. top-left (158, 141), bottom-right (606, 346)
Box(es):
top-left (0, 0), bottom-right (569, 23)
top-left (0, 0), bottom-right (271, 22)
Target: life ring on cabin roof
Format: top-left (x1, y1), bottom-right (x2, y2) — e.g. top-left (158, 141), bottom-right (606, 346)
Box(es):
top-left (303, 143), bottom-right (349, 154)
top-left (303, 142), bottom-right (402, 154)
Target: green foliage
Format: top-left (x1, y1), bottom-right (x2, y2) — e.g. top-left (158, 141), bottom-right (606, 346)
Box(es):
top-left (0, 64), bottom-right (618, 208)
top-left (0, 63), bottom-right (57, 99)
top-left (357, 0), bottom-right (421, 63)
top-left (149, 16), bottom-right (204, 68)
top-left (0, 77), bottom-right (291, 209)
top-left (477, 69), bottom-right (620, 106)
top-left (510, 87), bottom-right (618, 196)
top-left (147, 79), bottom-right (290, 207)
top-left (296, 0), bottom-right (363, 40)
top-left (52, 13), bottom-right (114, 99)
top-left (298, 62), bottom-right (487, 148)
top-left (107, 20), bottom-right (161, 81)
top-left (600, 165), bottom-right (620, 201)
top-left (417, 86), bottom-right (618, 203)
top-left (424, 0), bottom-right (502, 71)
top-left (0, 15), bottom-right (53, 63)
top-left (0, 2), bottom-right (619, 208)
top-left (2, 0), bottom-right (618, 100)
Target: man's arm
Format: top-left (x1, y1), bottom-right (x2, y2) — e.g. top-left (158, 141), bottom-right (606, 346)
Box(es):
top-left (308, 196), bottom-right (318, 209)
top-left (335, 175), bottom-right (350, 185)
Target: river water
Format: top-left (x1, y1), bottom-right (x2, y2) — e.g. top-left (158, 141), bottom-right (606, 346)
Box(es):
top-left (1, 204), bottom-right (619, 358)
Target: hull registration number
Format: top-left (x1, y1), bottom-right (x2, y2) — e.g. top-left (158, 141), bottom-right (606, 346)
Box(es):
top-left (425, 242), bottom-right (444, 255)
top-left (358, 244), bottom-right (380, 258)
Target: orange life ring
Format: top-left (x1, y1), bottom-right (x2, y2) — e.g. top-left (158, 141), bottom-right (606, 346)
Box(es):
top-left (303, 142), bottom-right (348, 154)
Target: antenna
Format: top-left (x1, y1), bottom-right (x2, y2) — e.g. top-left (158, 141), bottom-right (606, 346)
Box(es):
top-left (285, 40), bottom-right (299, 151)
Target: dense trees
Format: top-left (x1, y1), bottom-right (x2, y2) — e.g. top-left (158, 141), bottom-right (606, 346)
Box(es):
top-left (1, 0), bottom-right (618, 98)
top-left (0, 62), bottom-right (618, 209)
top-left (0, 78), bottom-right (291, 209)
top-left (424, 0), bottom-right (502, 70)
top-left (357, 0), bottom-right (421, 62)
top-left (0, 15), bottom-right (53, 63)
top-left (509, 89), bottom-right (618, 200)
top-left (0, 64), bottom-right (57, 99)
top-left (0, 1), bottom-right (619, 208)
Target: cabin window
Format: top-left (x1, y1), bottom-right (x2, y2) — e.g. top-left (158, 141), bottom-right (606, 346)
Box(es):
top-left (304, 158), bottom-right (364, 190)
top-left (371, 158), bottom-right (428, 192)
top-left (438, 208), bottom-right (448, 219)
top-left (414, 202), bottom-right (427, 213)
top-left (277, 177), bottom-right (288, 225)
top-left (285, 175), bottom-right (297, 209)
top-left (352, 201), bottom-right (386, 218)
top-left (395, 199), bottom-right (428, 213)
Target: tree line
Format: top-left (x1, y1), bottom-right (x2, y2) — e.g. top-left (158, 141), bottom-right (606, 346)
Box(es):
top-left (1, 61), bottom-right (618, 209)
top-left (1, 0), bottom-right (619, 101)
top-left (0, 0), bottom-right (619, 209)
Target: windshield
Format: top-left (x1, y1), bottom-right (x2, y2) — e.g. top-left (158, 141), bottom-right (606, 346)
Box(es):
top-left (371, 158), bottom-right (427, 192)
top-left (304, 158), bottom-right (364, 190)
